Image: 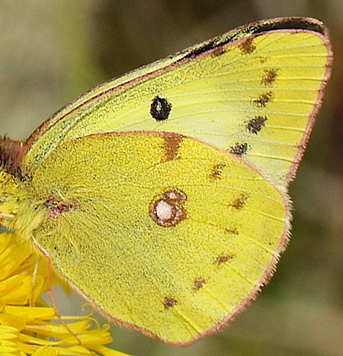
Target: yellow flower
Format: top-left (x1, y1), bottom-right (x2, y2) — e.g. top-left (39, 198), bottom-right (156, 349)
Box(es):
top-left (0, 233), bottom-right (132, 356)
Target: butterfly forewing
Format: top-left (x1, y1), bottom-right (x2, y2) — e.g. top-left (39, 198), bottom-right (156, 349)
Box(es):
top-left (24, 18), bottom-right (331, 189)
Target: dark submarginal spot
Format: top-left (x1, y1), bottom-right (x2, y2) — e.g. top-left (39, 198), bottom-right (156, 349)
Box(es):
top-left (261, 68), bottom-right (279, 86)
top-left (214, 254), bottom-right (234, 267)
top-left (253, 92), bottom-right (272, 108)
top-left (247, 116), bottom-right (267, 134)
top-left (210, 162), bottom-right (227, 180)
top-left (230, 143), bottom-right (248, 156)
top-left (230, 193), bottom-right (250, 210)
top-left (193, 278), bottom-right (206, 291)
top-left (163, 296), bottom-right (178, 309)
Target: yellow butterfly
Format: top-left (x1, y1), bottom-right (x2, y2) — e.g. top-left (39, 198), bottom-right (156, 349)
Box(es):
top-left (0, 17), bottom-right (332, 345)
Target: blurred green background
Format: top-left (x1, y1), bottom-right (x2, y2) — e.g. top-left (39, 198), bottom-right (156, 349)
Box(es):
top-left (0, 1), bottom-right (342, 355)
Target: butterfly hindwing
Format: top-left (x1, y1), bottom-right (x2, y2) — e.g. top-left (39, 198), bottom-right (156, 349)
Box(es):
top-left (24, 132), bottom-right (288, 344)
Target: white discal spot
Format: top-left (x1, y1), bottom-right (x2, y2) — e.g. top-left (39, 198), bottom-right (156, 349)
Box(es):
top-left (155, 200), bottom-right (174, 221)
top-left (149, 188), bottom-right (187, 227)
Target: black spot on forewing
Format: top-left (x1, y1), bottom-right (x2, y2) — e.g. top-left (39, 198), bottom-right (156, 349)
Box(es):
top-left (163, 296), bottom-right (178, 309)
top-left (261, 68), bottom-right (279, 86)
top-left (239, 37), bottom-right (256, 55)
top-left (230, 143), bottom-right (248, 156)
top-left (247, 116), bottom-right (267, 134)
top-left (150, 96), bottom-right (172, 121)
top-left (253, 92), bottom-right (272, 108)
